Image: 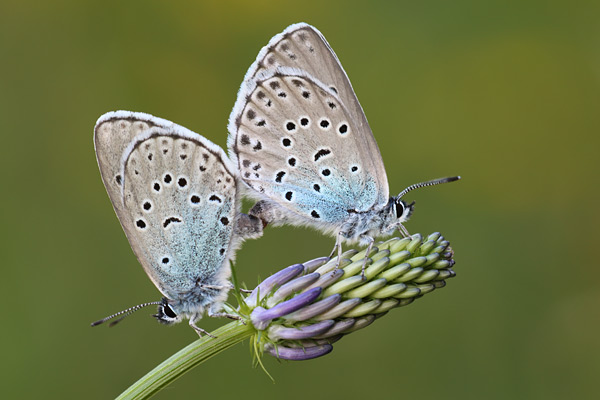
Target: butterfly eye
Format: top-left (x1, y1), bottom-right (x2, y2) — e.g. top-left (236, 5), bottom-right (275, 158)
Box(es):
top-left (395, 201), bottom-right (405, 218)
top-left (163, 304), bottom-right (177, 319)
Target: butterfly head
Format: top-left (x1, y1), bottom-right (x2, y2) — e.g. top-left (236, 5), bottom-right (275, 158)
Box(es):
top-left (387, 176), bottom-right (461, 236)
top-left (154, 298), bottom-right (184, 325)
top-left (392, 198), bottom-right (415, 223)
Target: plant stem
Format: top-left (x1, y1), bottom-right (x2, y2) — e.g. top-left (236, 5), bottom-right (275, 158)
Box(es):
top-left (117, 321), bottom-right (254, 400)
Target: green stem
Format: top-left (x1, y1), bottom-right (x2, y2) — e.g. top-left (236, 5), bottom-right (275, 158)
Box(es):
top-left (117, 321), bottom-right (255, 400)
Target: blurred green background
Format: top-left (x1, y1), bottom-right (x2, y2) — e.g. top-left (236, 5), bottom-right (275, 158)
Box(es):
top-left (2, 0), bottom-right (598, 398)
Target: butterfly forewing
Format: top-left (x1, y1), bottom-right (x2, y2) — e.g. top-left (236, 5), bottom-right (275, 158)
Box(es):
top-left (233, 69), bottom-right (381, 224)
top-left (236, 23), bottom-right (389, 201)
top-left (94, 113), bottom-right (161, 222)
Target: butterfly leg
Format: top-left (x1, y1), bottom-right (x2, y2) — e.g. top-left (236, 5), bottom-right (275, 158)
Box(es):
top-left (397, 222), bottom-right (412, 239)
top-left (358, 235), bottom-right (375, 280)
top-left (328, 231), bottom-right (347, 269)
top-left (189, 318), bottom-right (216, 338)
top-left (201, 284), bottom-right (230, 290)
top-left (208, 311), bottom-right (244, 321)
top-left (201, 282), bottom-right (251, 296)
top-left (208, 304), bottom-right (245, 324)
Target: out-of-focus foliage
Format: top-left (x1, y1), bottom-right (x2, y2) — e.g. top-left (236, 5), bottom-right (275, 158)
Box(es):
top-left (1, 1), bottom-right (598, 398)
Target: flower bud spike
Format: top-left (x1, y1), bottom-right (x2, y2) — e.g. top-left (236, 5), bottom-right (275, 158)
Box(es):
top-left (239, 233), bottom-right (457, 361)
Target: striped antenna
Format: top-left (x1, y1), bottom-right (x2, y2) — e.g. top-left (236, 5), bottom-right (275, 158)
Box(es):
top-left (91, 301), bottom-right (162, 327)
top-left (397, 176), bottom-right (461, 199)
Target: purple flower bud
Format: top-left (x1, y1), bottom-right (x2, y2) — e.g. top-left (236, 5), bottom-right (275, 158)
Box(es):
top-left (250, 287), bottom-right (322, 330)
top-left (312, 318), bottom-right (356, 339)
top-left (265, 343), bottom-right (333, 360)
top-left (342, 314), bottom-right (375, 334)
top-left (284, 294), bottom-right (342, 322)
top-left (267, 273), bottom-right (321, 307)
top-left (302, 268), bottom-right (344, 292)
top-left (268, 320), bottom-right (335, 340)
top-left (315, 298), bottom-right (362, 321)
top-left (245, 264), bottom-right (304, 307)
top-left (302, 257), bottom-right (330, 273)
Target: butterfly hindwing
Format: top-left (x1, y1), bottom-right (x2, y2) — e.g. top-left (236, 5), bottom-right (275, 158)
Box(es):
top-left (231, 23), bottom-right (389, 202)
top-left (231, 69), bottom-right (381, 225)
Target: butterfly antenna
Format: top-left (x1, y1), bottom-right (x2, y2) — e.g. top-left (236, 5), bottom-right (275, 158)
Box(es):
top-left (397, 176), bottom-right (461, 199)
top-left (91, 301), bottom-right (162, 327)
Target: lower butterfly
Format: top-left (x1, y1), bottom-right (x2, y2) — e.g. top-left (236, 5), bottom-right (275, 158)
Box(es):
top-left (92, 111), bottom-right (263, 336)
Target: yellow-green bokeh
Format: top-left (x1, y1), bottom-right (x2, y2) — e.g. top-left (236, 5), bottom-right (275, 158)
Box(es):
top-left (1, 0), bottom-right (598, 398)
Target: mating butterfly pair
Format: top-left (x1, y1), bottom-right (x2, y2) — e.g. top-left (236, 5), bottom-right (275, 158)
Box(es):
top-left (92, 23), bottom-right (459, 335)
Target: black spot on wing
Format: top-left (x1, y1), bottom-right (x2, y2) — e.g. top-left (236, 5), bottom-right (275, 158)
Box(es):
top-left (275, 171), bottom-right (286, 183)
top-left (163, 217), bottom-right (182, 228)
top-left (314, 149), bottom-right (331, 162)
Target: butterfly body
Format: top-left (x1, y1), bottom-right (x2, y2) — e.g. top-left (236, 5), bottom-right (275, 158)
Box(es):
top-left (248, 195), bottom-right (412, 247)
top-left (94, 111), bottom-right (262, 333)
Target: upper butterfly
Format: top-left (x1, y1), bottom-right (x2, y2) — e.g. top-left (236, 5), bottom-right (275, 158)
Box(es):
top-left (93, 111), bottom-right (262, 336)
top-left (227, 23), bottom-right (460, 265)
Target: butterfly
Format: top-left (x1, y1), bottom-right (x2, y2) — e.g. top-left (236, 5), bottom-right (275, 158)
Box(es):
top-left (92, 111), bottom-right (262, 336)
top-left (227, 23), bottom-right (459, 270)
